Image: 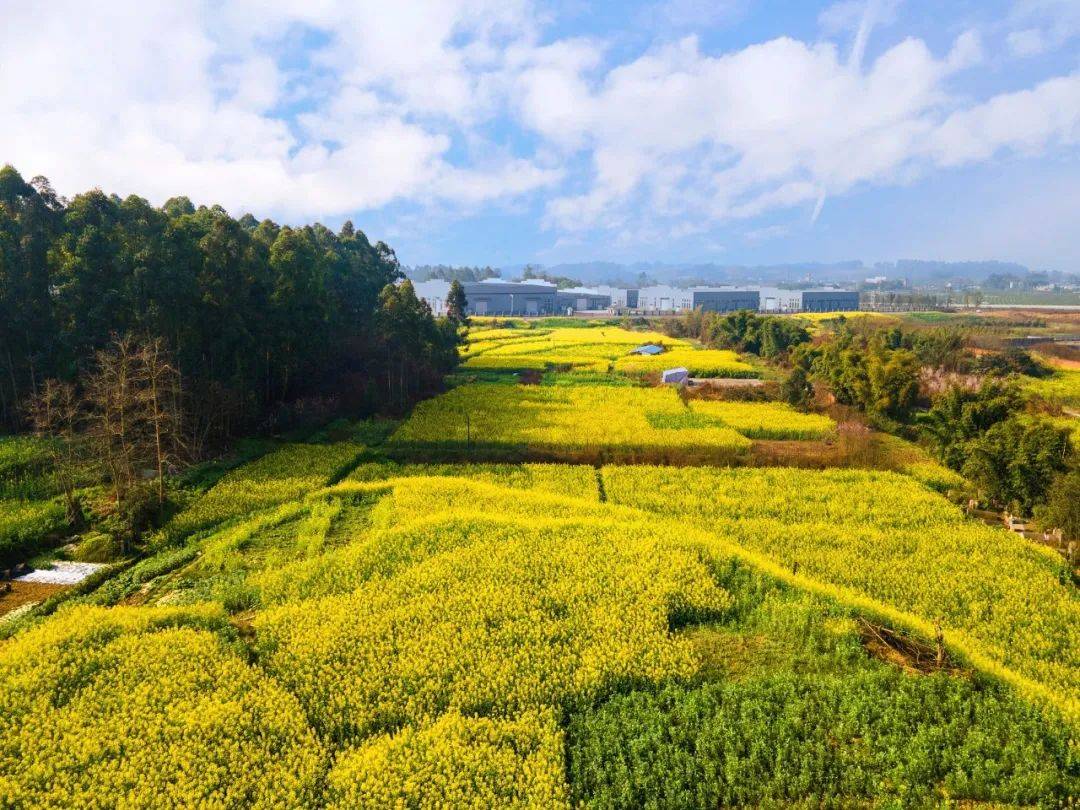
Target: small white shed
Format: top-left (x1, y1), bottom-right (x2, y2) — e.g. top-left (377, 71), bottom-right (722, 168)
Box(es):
top-left (661, 367), bottom-right (689, 384)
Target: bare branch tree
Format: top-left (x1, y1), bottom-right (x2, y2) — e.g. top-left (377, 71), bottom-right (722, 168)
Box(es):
top-left (28, 378), bottom-right (86, 527)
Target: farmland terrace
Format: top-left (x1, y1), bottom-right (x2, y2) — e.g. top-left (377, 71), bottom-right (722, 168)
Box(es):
top-left (1, 318), bottom-right (1077, 807)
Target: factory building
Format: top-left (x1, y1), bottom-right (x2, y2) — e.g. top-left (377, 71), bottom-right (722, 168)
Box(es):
top-left (757, 287), bottom-right (804, 313)
top-left (413, 278), bottom-right (857, 316)
top-left (461, 279), bottom-right (557, 316)
top-left (412, 279), bottom-right (451, 315)
top-left (597, 286), bottom-right (639, 310)
top-left (637, 286), bottom-right (695, 313)
top-left (555, 287), bottom-right (613, 312)
top-left (799, 289), bottom-right (861, 312)
top-left (691, 288), bottom-right (760, 313)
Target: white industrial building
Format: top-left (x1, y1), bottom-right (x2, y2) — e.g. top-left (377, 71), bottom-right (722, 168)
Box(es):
top-left (636, 286), bottom-right (695, 313)
top-left (412, 278), bottom-right (858, 316)
top-left (412, 279), bottom-right (451, 315)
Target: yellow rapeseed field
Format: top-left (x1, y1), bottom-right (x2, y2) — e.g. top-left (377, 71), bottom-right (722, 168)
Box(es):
top-left (613, 348), bottom-right (759, 378)
top-left (689, 400), bottom-right (836, 439)
top-left (0, 605), bottom-right (323, 809)
top-left (389, 383), bottom-right (752, 455)
top-left (325, 710), bottom-right (567, 809)
top-left (602, 465), bottom-right (1080, 720)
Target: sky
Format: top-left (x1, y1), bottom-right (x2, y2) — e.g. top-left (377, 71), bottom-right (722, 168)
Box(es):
top-left (2, 0), bottom-right (1079, 271)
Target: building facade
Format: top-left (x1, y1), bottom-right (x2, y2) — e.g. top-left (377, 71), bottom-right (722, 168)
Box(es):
top-left (691, 288), bottom-right (760, 312)
top-left (413, 278), bottom-right (857, 316)
top-left (412, 279), bottom-right (451, 316)
top-left (637, 285), bottom-right (694, 312)
top-left (555, 287), bottom-right (612, 312)
top-left (757, 287), bottom-right (804, 313)
top-left (597, 286), bottom-right (639, 309)
top-left (799, 289), bottom-right (861, 312)
top-left (462, 279), bottom-right (557, 316)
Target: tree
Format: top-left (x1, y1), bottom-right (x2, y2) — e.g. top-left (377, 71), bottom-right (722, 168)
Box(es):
top-left (28, 379), bottom-right (86, 527)
top-left (1036, 470), bottom-right (1080, 541)
top-left (0, 166), bottom-right (446, 442)
top-left (447, 280), bottom-right (468, 324)
top-left (867, 348), bottom-right (920, 421)
top-left (135, 337), bottom-right (183, 508)
top-left (961, 419), bottom-right (1071, 512)
top-left (919, 380), bottom-right (1022, 470)
top-left (781, 367), bottom-right (814, 409)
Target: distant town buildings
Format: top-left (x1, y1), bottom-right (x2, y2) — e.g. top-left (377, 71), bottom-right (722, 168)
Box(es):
top-left (412, 278), bottom-right (859, 316)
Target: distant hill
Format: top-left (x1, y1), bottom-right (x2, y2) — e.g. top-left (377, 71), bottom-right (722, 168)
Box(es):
top-left (496, 259), bottom-right (1061, 288)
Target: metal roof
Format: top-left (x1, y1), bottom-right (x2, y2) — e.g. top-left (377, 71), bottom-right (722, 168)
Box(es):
top-left (629, 344), bottom-right (664, 355)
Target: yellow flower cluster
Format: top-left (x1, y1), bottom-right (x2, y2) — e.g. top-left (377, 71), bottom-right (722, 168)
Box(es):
top-left (167, 441), bottom-right (364, 538)
top-left (602, 465), bottom-right (1080, 718)
top-left (390, 383), bottom-right (751, 456)
top-left (613, 348), bottom-right (758, 378)
top-left (796, 311), bottom-right (894, 324)
top-left (466, 327), bottom-right (547, 343)
top-left (461, 353), bottom-right (551, 370)
top-left (0, 605), bottom-right (323, 809)
top-left (254, 492), bottom-right (732, 742)
top-left (325, 710), bottom-right (568, 809)
top-left (1025, 368), bottom-right (1080, 406)
top-left (688, 400), bottom-right (836, 440)
top-left (346, 461), bottom-right (600, 500)
top-left (462, 326), bottom-right (689, 372)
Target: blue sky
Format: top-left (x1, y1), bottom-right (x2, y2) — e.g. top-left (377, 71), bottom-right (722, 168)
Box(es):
top-left (2, 0), bottom-right (1078, 270)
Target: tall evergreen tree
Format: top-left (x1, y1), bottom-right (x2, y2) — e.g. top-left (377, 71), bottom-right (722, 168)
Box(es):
top-left (447, 280), bottom-right (468, 323)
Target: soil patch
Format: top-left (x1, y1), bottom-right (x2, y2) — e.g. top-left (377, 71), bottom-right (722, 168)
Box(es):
top-left (857, 618), bottom-right (965, 676)
top-left (0, 580), bottom-right (66, 617)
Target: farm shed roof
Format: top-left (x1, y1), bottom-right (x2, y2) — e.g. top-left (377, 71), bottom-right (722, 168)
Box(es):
top-left (629, 344), bottom-right (664, 355)
top-left (661, 367), bottom-right (689, 383)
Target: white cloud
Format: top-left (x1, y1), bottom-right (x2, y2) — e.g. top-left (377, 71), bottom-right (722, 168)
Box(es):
top-left (1007, 28), bottom-right (1048, 57)
top-left (1007, 0), bottom-right (1080, 57)
top-left (0, 0), bottom-right (1077, 246)
top-left (0, 0), bottom-right (558, 220)
top-left (929, 73), bottom-right (1080, 166)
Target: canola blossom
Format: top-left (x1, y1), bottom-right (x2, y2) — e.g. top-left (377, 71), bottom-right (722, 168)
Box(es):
top-left (346, 461), bottom-right (599, 500)
top-left (390, 383), bottom-right (751, 457)
top-left (3, 304), bottom-right (1078, 810)
top-left (688, 400), bottom-right (836, 440)
top-left (613, 348), bottom-right (759, 378)
top-left (166, 441), bottom-right (364, 538)
top-left (462, 326), bottom-right (691, 373)
top-left (0, 605), bottom-right (323, 809)
top-left (602, 465), bottom-right (1080, 720)
top-left (1025, 368), bottom-right (1080, 407)
top-left (325, 710), bottom-right (568, 809)
top-left (254, 502), bottom-right (732, 742)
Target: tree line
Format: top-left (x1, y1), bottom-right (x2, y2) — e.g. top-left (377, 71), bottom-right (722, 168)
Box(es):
top-left (0, 165), bottom-right (462, 449)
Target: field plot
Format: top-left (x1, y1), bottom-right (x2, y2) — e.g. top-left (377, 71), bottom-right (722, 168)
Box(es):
top-left (389, 383), bottom-right (751, 461)
top-left (166, 441), bottom-right (366, 538)
top-left (0, 604), bottom-right (323, 808)
top-left (347, 460), bottom-right (599, 499)
top-left (0, 436), bottom-right (70, 568)
top-left (603, 465), bottom-right (1080, 720)
top-left (462, 326), bottom-right (691, 373)
top-left (689, 400), bottom-right (836, 440)
top-left (613, 347), bottom-right (759, 378)
top-left (0, 498), bottom-right (67, 569)
top-left (1026, 368), bottom-right (1080, 406)
top-left (0, 465), bottom-right (1077, 807)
